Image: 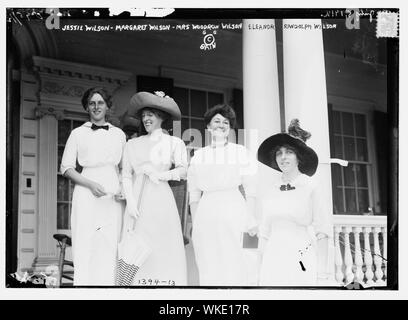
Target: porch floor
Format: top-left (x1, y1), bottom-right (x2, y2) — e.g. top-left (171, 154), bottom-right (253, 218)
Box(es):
top-left (60, 242), bottom-right (257, 287)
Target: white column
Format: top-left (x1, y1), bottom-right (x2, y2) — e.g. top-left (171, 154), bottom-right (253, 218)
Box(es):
top-left (243, 19), bottom-right (281, 153)
top-left (282, 19), bottom-right (335, 280)
top-left (242, 19), bottom-right (281, 285)
top-left (35, 114), bottom-right (59, 268)
top-left (242, 18), bottom-right (282, 196)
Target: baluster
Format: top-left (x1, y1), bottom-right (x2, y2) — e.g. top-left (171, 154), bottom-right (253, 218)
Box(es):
top-left (334, 226), bottom-right (344, 284)
top-left (352, 227), bottom-right (364, 284)
top-left (382, 226), bottom-right (387, 284)
top-left (363, 227), bottom-right (374, 286)
top-left (373, 227), bottom-right (385, 285)
top-left (343, 226), bottom-right (354, 285)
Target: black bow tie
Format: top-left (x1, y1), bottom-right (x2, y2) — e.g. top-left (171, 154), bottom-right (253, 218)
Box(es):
top-left (91, 124), bottom-right (109, 131)
top-left (280, 183), bottom-right (296, 191)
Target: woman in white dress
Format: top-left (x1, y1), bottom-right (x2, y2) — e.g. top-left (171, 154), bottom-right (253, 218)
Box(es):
top-left (256, 119), bottom-right (332, 286)
top-left (60, 87), bottom-right (126, 286)
top-left (121, 91), bottom-right (187, 286)
top-left (188, 104), bottom-right (258, 286)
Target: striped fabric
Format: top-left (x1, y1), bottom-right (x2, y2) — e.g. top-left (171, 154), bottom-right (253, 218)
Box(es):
top-left (116, 259), bottom-right (140, 286)
top-left (115, 174), bottom-right (151, 286)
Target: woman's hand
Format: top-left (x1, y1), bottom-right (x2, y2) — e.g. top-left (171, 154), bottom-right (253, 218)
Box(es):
top-left (147, 172), bottom-right (160, 184)
top-left (149, 171), bottom-right (175, 183)
top-left (135, 163), bottom-right (156, 176)
top-left (64, 168), bottom-right (107, 198)
top-left (114, 192), bottom-right (126, 202)
top-left (156, 171), bottom-right (172, 181)
top-left (246, 213), bottom-right (258, 236)
top-left (135, 164), bottom-right (163, 184)
top-left (88, 181), bottom-right (107, 197)
top-left (126, 199), bottom-right (141, 219)
top-left (247, 225), bottom-right (258, 237)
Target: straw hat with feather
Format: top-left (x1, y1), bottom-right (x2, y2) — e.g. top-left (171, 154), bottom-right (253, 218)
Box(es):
top-left (129, 91), bottom-right (181, 121)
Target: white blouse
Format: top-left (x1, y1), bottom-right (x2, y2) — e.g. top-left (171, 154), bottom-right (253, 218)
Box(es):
top-left (259, 174), bottom-right (333, 239)
top-left (60, 121), bottom-right (126, 174)
top-left (121, 129), bottom-right (188, 181)
top-left (187, 143), bottom-right (258, 203)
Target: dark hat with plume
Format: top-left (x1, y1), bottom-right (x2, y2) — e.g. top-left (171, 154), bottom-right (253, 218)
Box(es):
top-left (257, 119), bottom-right (318, 176)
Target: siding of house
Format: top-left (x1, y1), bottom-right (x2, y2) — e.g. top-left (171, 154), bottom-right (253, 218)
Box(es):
top-left (18, 71), bottom-right (40, 272)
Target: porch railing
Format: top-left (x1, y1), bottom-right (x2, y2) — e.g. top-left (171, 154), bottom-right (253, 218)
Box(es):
top-left (333, 215), bottom-right (387, 287)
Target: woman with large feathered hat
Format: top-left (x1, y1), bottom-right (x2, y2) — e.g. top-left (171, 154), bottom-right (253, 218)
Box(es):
top-left (257, 119), bottom-right (332, 286)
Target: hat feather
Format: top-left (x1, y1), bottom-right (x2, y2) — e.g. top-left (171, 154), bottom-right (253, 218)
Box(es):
top-left (288, 119), bottom-right (311, 142)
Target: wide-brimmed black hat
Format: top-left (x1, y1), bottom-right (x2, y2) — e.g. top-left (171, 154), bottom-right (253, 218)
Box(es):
top-left (257, 119), bottom-right (318, 176)
top-left (129, 91), bottom-right (181, 120)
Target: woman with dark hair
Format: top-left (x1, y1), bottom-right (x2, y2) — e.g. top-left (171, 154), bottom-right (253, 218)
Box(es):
top-left (137, 107), bottom-right (170, 136)
top-left (257, 119), bottom-right (332, 286)
top-left (187, 104), bottom-right (258, 286)
top-left (121, 91), bottom-right (187, 285)
top-left (60, 87), bottom-right (126, 286)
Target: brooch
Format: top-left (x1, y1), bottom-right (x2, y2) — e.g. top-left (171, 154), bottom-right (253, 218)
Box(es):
top-left (280, 183), bottom-right (296, 191)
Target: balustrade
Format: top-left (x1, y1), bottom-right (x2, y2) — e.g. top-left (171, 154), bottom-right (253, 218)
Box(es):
top-left (333, 215), bottom-right (387, 287)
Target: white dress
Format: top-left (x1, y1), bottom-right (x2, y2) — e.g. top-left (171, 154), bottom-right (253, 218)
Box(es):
top-left (60, 122), bottom-right (126, 286)
top-left (259, 174), bottom-right (332, 286)
top-left (121, 129), bottom-right (188, 286)
top-left (187, 143), bottom-right (257, 286)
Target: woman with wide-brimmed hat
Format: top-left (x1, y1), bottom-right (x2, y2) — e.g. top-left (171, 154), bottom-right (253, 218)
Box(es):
top-left (256, 119), bottom-right (332, 286)
top-left (60, 87), bottom-right (126, 286)
top-left (120, 91), bottom-right (187, 285)
top-left (187, 104), bottom-right (258, 286)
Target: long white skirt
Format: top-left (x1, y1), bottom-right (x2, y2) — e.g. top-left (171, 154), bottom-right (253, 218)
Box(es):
top-left (192, 188), bottom-right (249, 286)
top-left (259, 220), bottom-right (317, 286)
top-left (71, 165), bottom-right (123, 286)
top-left (124, 174), bottom-right (187, 286)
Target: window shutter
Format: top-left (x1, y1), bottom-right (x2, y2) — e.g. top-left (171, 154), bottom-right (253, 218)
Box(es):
top-left (327, 103), bottom-right (335, 157)
top-left (374, 110), bottom-right (388, 214)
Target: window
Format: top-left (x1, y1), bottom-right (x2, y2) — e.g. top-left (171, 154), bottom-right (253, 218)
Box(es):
top-left (172, 86), bottom-right (224, 159)
top-left (330, 110), bottom-right (373, 215)
top-left (57, 119), bottom-right (84, 230)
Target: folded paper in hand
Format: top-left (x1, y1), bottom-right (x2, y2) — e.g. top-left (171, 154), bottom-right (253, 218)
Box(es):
top-left (242, 232), bottom-right (259, 249)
